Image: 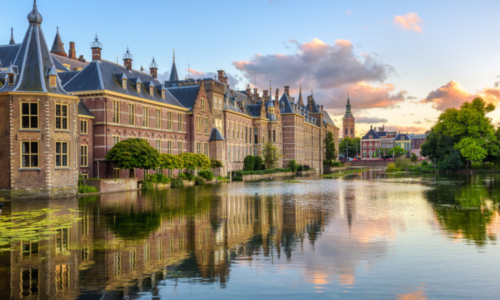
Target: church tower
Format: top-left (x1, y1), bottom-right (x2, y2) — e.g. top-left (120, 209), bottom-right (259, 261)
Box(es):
top-left (343, 94), bottom-right (355, 138)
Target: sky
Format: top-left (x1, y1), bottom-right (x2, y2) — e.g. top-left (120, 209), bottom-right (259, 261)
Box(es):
top-left (3, 0), bottom-right (500, 136)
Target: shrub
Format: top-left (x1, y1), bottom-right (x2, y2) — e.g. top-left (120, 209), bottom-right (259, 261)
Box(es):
top-left (194, 176), bottom-right (205, 185)
top-left (411, 153), bottom-right (418, 163)
top-left (170, 178), bottom-right (184, 188)
top-left (199, 169), bottom-right (214, 181)
top-left (78, 185), bottom-right (99, 194)
top-left (331, 161), bottom-right (344, 168)
top-left (394, 158), bottom-right (410, 171)
top-left (287, 159), bottom-right (299, 172)
top-left (177, 173), bottom-right (187, 180)
top-left (438, 151), bottom-right (462, 172)
top-left (183, 171), bottom-right (195, 181)
top-left (297, 165), bottom-right (304, 171)
top-left (304, 165), bottom-right (311, 171)
top-left (254, 156), bottom-right (263, 171)
top-left (232, 172), bottom-right (243, 181)
top-left (149, 173), bottom-right (170, 184)
top-left (422, 160), bottom-right (429, 166)
top-left (386, 163), bottom-right (397, 173)
top-left (141, 181), bottom-right (155, 190)
top-left (243, 156), bottom-right (256, 171)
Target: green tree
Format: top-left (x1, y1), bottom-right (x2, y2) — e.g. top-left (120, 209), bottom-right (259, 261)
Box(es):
top-left (179, 153), bottom-right (198, 170)
top-left (254, 156), bottom-right (263, 170)
top-left (262, 141), bottom-right (283, 169)
top-left (410, 153), bottom-right (418, 163)
top-left (434, 97), bottom-right (497, 168)
top-left (287, 159), bottom-right (299, 172)
top-left (339, 137), bottom-right (360, 158)
top-left (194, 153), bottom-right (211, 170)
top-left (324, 132), bottom-right (337, 163)
top-left (105, 138), bottom-right (160, 177)
top-left (421, 128), bottom-right (459, 165)
top-left (159, 154), bottom-right (185, 171)
top-left (210, 159), bottom-right (224, 169)
top-left (388, 146), bottom-right (405, 158)
top-left (243, 156), bottom-right (255, 171)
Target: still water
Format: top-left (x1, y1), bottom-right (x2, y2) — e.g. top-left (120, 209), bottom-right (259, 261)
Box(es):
top-left (1, 170), bottom-right (500, 299)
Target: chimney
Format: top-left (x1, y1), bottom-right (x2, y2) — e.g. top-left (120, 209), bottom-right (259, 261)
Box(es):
top-left (371, 125), bottom-right (373, 130)
top-left (91, 34), bottom-right (103, 61)
top-left (275, 88), bottom-right (279, 102)
top-left (123, 47), bottom-right (133, 71)
top-left (254, 88), bottom-right (258, 98)
top-left (284, 86), bottom-right (290, 96)
top-left (217, 70), bottom-right (225, 82)
top-left (78, 55), bottom-right (86, 63)
top-left (68, 41), bottom-right (77, 60)
top-left (263, 90), bottom-right (269, 101)
top-left (321, 105), bottom-right (323, 110)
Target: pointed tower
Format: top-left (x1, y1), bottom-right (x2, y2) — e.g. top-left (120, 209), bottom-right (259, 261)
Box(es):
top-left (9, 27), bottom-right (15, 45)
top-left (343, 94), bottom-right (355, 138)
top-left (50, 27), bottom-right (67, 57)
top-left (0, 0), bottom-right (80, 197)
top-left (297, 85), bottom-right (305, 107)
top-left (169, 49), bottom-right (179, 81)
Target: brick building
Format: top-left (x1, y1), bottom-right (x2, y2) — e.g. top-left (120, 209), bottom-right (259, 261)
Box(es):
top-left (0, 2), bottom-right (340, 196)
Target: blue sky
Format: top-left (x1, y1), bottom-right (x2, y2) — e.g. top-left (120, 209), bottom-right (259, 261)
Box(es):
top-left (3, 0), bottom-right (500, 135)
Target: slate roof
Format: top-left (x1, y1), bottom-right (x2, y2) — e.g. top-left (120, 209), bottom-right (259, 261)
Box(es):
top-left (209, 128), bottom-right (225, 141)
top-left (58, 70), bottom-right (79, 86)
top-left (63, 60), bottom-right (184, 108)
top-left (247, 104), bottom-right (262, 117)
top-left (377, 131), bottom-right (387, 137)
top-left (308, 96), bottom-right (321, 113)
top-left (169, 60), bottom-right (179, 81)
top-left (297, 88), bottom-right (305, 106)
top-left (0, 3), bottom-right (69, 95)
top-left (166, 85), bottom-right (200, 109)
top-left (362, 128), bottom-right (381, 140)
top-left (279, 92), bottom-right (297, 114)
top-left (321, 109), bottom-right (336, 126)
top-left (0, 44), bottom-right (21, 70)
top-left (52, 53), bottom-right (88, 71)
top-left (395, 133), bottom-right (411, 141)
top-left (9, 28), bottom-right (15, 45)
top-left (50, 29), bottom-right (66, 56)
top-left (78, 102), bottom-right (94, 117)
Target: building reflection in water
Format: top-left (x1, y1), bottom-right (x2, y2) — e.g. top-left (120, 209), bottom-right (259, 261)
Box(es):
top-left (0, 184), bottom-right (330, 299)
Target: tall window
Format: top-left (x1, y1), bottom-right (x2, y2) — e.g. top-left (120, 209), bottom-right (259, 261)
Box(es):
top-left (56, 104), bottom-right (68, 130)
top-left (196, 116), bottom-right (202, 134)
top-left (80, 120), bottom-right (88, 134)
top-left (129, 104), bottom-right (135, 125)
top-left (167, 111), bottom-right (172, 130)
top-left (113, 136), bottom-right (120, 145)
top-left (56, 142), bottom-right (68, 167)
top-left (143, 107), bottom-right (149, 127)
top-left (167, 141), bottom-right (173, 154)
top-left (204, 143), bottom-right (209, 158)
top-left (21, 269), bottom-right (39, 297)
top-left (112, 101), bottom-right (120, 124)
top-left (178, 114), bottom-right (183, 131)
top-left (156, 109), bottom-right (161, 129)
top-left (196, 142), bottom-right (201, 154)
top-left (245, 127), bottom-right (248, 143)
top-left (273, 130), bottom-right (276, 142)
top-left (21, 103), bottom-right (38, 129)
top-left (81, 145), bottom-right (88, 167)
top-left (21, 141), bottom-right (38, 168)
top-left (201, 99), bottom-right (206, 112)
top-left (237, 124), bottom-right (240, 140)
top-left (156, 140), bottom-right (161, 152)
top-left (204, 117), bottom-right (209, 135)
top-left (254, 127), bottom-right (258, 144)
top-left (178, 141), bottom-right (183, 154)
top-left (55, 264), bottom-right (70, 291)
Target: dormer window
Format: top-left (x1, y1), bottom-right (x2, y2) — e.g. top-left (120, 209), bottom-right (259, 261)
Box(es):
top-left (7, 65), bottom-right (16, 86)
top-left (46, 67), bottom-right (58, 87)
top-left (136, 82), bottom-right (141, 93)
top-left (149, 85), bottom-right (154, 96)
top-left (161, 89), bottom-right (165, 99)
top-left (8, 74), bottom-right (14, 86)
top-left (280, 102), bottom-right (284, 110)
top-left (122, 78), bottom-right (127, 88)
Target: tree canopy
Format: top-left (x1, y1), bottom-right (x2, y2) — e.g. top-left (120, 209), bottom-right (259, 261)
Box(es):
top-left (105, 138), bottom-right (160, 171)
top-left (159, 153), bottom-right (185, 170)
top-left (339, 137), bottom-right (360, 158)
top-left (262, 141), bottom-right (282, 168)
top-left (324, 132), bottom-right (337, 163)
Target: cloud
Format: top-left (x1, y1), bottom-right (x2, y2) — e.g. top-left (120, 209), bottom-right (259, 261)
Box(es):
top-left (424, 118), bottom-right (433, 123)
top-left (393, 13), bottom-right (424, 33)
top-left (414, 121), bottom-right (422, 124)
top-left (346, 10), bottom-right (353, 15)
top-left (356, 116), bottom-right (388, 124)
top-left (233, 38), bottom-right (393, 91)
top-left (421, 80), bottom-right (500, 111)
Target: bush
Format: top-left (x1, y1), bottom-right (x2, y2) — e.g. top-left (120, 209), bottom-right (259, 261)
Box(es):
top-left (141, 181), bottom-right (155, 190)
top-left (297, 165), bottom-right (304, 172)
top-left (254, 156), bottom-right (263, 171)
top-left (331, 161), bottom-right (344, 168)
top-left (177, 173), bottom-right (187, 180)
top-left (199, 169), bottom-right (214, 181)
top-left (148, 173), bottom-right (170, 184)
top-left (194, 176), bottom-right (205, 186)
top-left (232, 172), bottom-right (243, 181)
top-left (438, 151), bottom-right (462, 172)
top-left (170, 178), bottom-right (184, 188)
top-left (304, 165), bottom-right (311, 171)
top-left (386, 163), bottom-right (397, 173)
top-left (411, 153), bottom-right (418, 163)
top-left (287, 159), bottom-right (299, 172)
top-left (395, 158), bottom-right (410, 171)
top-left (78, 185), bottom-right (99, 194)
top-left (243, 156), bottom-right (255, 171)
top-left (211, 159), bottom-right (224, 169)
top-left (183, 171), bottom-right (195, 181)
top-left (422, 160), bottom-right (429, 166)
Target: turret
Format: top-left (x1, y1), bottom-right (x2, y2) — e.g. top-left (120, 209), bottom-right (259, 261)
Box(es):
top-left (123, 47), bottom-right (133, 71)
top-left (90, 34), bottom-right (103, 61)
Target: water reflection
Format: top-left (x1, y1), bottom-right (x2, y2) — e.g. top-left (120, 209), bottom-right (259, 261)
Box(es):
top-left (0, 175), bottom-right (499, 299)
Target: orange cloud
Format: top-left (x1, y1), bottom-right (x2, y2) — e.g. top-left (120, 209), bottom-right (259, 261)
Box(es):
top-left (393, 13), bottom-right (424, 33)
top-left (421, 80), bottom-right (500, 111)
top-left (385, 125), bottom-right (428, 134)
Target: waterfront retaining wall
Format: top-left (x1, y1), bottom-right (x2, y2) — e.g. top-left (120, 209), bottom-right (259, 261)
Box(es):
top-left (84, 178), bottom-right (138, 194)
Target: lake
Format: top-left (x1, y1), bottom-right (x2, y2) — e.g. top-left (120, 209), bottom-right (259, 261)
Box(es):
top-left (1, 170), bottom-right (500, 299)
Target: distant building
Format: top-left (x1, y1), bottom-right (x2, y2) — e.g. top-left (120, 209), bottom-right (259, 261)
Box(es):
top-left (343, 95), bottom-right (355, 139)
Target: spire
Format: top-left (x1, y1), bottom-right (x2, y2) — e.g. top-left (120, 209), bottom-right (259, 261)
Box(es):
top-left (297, 85), bottom-right (305, 107)
top-left (27, 0), bottom-right (43, 25)
top-left (50, 27), bottom-right (67, 56)
top-left (9, 27), bottom-right (15, 45)
top-left (169, 49), bottom-right (179, 81)
top-left (345, 93), bottom-right (353, 117)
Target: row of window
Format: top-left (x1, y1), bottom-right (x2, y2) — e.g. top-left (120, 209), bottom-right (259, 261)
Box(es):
top-left (22, 141), bottom-right (75, 168)
top-left (227, 145), bottom-right (254, 162)
top-left (21, 103), bottom-right (70, 130)
top-left (196, 116), bottom-right (210, 135)
top-left (113, 101), bottom-right (184, 131)
top-left (195, 142), bottom-right (209, 157)
top-left (227, 121), bottom-right (253, 142)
